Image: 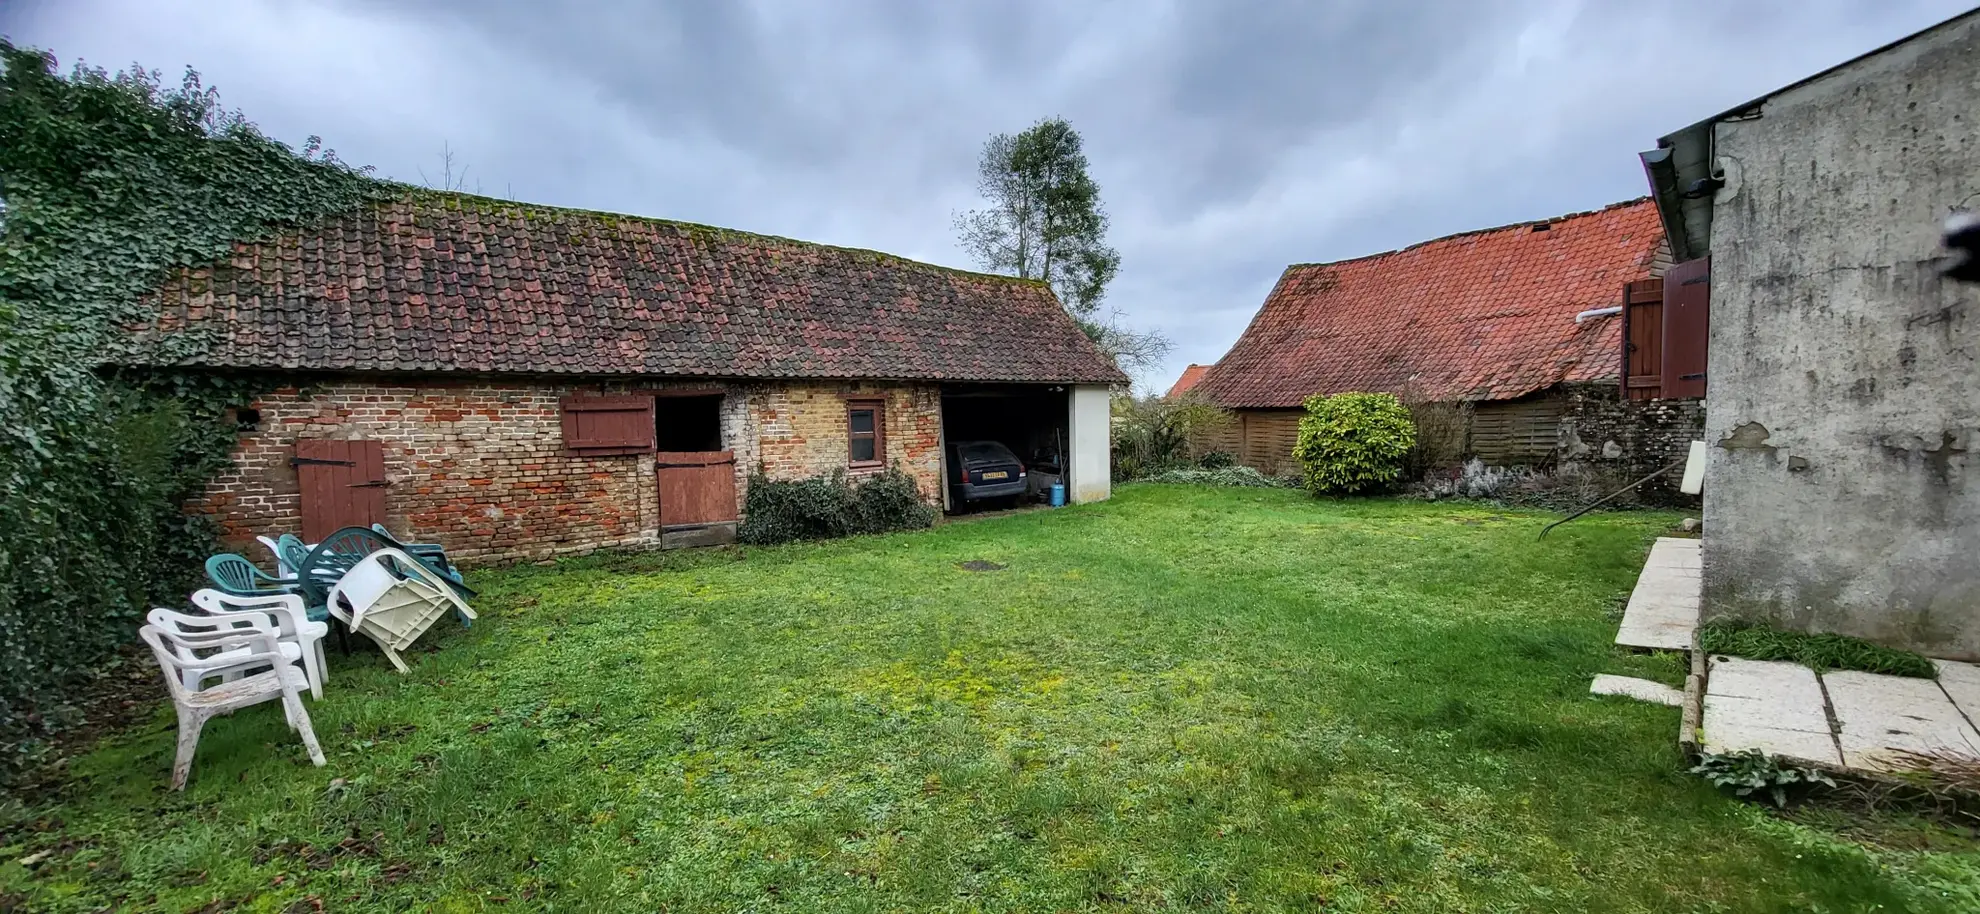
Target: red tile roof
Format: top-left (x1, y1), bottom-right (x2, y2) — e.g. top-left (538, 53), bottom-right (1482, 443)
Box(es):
top-left (1166, 363), bottom-right (1209, 398)
top-left (126, 193), bottom-right (1127, 385)
top-left (1197, 198), bottom-right (1662, 408)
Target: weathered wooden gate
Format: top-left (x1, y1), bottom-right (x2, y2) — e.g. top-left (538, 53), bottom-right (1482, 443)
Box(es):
top-left (656, 451), bottom-right (738, 528)
top-left (294, 438), bottom-right (387, 541)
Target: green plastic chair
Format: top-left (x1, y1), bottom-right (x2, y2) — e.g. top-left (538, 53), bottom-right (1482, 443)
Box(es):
top-left (204, 554), bottom-right (299, 598)
top-left (276, 535), bottom-right (311, 577)
top-left (289, 528), bottom-right (394, 619)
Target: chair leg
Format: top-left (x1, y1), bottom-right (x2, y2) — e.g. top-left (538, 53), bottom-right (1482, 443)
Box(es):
top-left (171, 710), bottom-right (205, 791)
top-left (281, 690), bottom-right (327, 767)
top-left (378, 644), bottom-right (412, 674)
top-left (300, 642), bottom-right (325, 700)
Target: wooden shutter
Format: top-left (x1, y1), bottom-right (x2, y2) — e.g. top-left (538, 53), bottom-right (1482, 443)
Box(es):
top-left (561, 395), bottom-right (655, 456)
top-left (1620, 278), bottom-right (1665, 400)
top-left (1662, 257), bottom-right (1710, 399)
top-left (295, 439), bottom-right (387, 542)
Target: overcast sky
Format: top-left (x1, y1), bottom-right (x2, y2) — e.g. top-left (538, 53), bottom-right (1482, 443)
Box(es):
top-left (6, 0), bottom-right (1974, 390)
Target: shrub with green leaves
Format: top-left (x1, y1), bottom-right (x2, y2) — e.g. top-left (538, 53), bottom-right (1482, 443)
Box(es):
top-left (1291, 392), bottom-right (1417, 496)
top-left (1141, 466), bottom-right (1289, 488)
top-left (738, 468), bottom-right (935, 545)
top-left (1692, 749), bottom-right (1836, 807)
top-left (1196, 450), bottom-right (1236, 469)
top-left (0, 42), bottom-right (386, 771)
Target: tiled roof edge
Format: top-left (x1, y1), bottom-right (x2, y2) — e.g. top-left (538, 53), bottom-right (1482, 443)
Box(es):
top-left (1282, 196), bottom-right (1655, 272)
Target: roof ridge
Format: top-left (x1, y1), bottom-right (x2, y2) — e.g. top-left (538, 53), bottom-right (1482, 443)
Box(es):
top-left (394, 187), bottom-right (1053, 289)
top-left (1284, 196), bottom-right (1653, 272)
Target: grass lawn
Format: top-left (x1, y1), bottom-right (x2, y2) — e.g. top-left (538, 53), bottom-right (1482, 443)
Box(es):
top-left (5, 485), bottom-right (1977, 912)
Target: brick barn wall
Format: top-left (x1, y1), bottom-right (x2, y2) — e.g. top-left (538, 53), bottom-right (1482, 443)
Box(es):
top-left (195, 379), bottom-right (662, 565)
top-left (743, 381), bottom-right (945, 499)
top-left (194, 375), bottom-right (946, 566)
top-left (1558, 381), bottom-right (1705, 507)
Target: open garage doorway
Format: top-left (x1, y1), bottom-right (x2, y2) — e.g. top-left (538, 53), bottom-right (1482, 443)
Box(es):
top-left (940, 384), bottom-right (1070, 514)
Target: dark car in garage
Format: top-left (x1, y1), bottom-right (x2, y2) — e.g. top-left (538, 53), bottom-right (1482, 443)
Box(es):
top-left (946, 440), bottom-right (1028, 507)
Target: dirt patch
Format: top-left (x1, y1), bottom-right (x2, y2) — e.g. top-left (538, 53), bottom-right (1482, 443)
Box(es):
top-left (957, 560), bottom-right (1007, 572)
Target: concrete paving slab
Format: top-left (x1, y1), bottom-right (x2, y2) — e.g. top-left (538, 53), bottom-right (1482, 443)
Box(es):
top-left (1700, 658), bottom-right (1839, 765)
top-left (1706, 658), bottom-right (1819, 701)
top-left (1591, 674), bottom-right (1685, 707)
top-left (1703, 693), bottom-right (1831, 733)
top-left (1615, 538), bottom-right (1703, 651)
top-left (1701, 723), bottom-right (1843, 766)
top-left (1824, 670), bottom-right (1980, 771)
top-left (1936, 660), bottom-right (1980, 725)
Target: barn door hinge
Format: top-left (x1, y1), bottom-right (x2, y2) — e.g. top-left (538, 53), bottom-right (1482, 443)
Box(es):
top-left (1681, 372), bottom-right (1707, 381)
top-left (290, 456), bottom-right (356, 467)
top-left (347, 480), bottom-right (388, 488)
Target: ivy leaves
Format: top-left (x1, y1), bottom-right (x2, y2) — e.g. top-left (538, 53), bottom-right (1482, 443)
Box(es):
top-left (0, 41), bottom-right (388, 765)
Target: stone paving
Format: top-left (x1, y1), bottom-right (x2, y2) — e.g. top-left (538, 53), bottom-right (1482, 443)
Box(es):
top-left (1604, 536), bottom-right (1980, 773)
top-left (1613, 537), bottom-right (1699, 651)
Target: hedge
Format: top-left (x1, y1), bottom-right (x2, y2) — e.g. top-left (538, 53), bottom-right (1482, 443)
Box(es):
top-left (738, 469), bottom-right (936, 545)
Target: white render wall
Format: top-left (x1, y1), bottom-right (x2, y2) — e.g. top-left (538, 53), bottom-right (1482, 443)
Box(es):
top-left (1068, 385), bottom-right (1113, 503)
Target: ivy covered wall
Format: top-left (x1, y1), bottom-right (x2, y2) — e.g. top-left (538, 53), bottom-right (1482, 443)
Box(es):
top-left (0, 41), bottom-right (392, 769)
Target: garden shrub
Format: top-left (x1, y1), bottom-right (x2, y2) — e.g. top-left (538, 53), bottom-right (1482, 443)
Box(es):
top-left (738, 468), bottom-right (935, 545)
top-left (1195, 450), bottom-right (1236, 469)
top-left (1140, 466), bottom-right (1289, 488)
top-left (1111, 393), bottom-right (1231, 481)
top-left (0, 42), bottom-right (386, 772)
top-left (1291, 392), bottom-right (1417, 496)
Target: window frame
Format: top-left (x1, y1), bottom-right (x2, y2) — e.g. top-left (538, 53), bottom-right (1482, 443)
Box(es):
top-left (846, 398), bottom-right (886, 468)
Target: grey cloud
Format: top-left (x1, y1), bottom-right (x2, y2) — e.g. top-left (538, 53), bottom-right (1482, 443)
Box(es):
top-left (3, 0), bottom-right (1975, 391)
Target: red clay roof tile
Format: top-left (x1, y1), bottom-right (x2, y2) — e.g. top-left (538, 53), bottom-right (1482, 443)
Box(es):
top-left (1197, 198), bottom-right (1662, 408)
top-left (1166, 363), bottom-right (1209, 398)
top-left (126, 193), bottom-right (1127, 385)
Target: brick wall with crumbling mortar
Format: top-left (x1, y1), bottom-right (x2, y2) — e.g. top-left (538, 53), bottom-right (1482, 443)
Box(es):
top-left (193, 376), bottom-right (944, 565)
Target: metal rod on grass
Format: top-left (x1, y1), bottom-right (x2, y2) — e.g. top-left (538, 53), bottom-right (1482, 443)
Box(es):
top-left (1537, 456), bottom-right (1690, 539)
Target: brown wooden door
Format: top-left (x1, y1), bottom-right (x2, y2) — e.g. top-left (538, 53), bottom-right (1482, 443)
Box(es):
top-left (656, 451), bottom-right (737, 527)
top-left (295, 439), bottom-right (387, 541)
top-left (1662, 257), bottom-right (1710, 399)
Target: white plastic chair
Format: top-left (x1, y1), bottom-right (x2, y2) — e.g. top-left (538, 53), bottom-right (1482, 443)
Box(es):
top-left (146, 606), bottom-right (304, 690)
top-left (255, 535), bottom-right (290, 576)
top-left (327, 548), bottom-right (477, 673)
top-left (188, 589), bottom-right (330, 699)
top-left (138, 622), bottom-right (326, 790)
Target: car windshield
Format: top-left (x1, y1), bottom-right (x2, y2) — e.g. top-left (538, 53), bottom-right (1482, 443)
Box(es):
top-left (960, 442), bottom-right (1016, 464)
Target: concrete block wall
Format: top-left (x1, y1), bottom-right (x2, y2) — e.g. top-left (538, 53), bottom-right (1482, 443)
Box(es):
top-left (194, 376), bottom-right (946, 566)
top-left (1699, 13), bottom-right (1980, 659)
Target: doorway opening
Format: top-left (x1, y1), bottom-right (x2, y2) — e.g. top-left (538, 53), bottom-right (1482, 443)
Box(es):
top-left (655, 394), bottom-right (723, 451)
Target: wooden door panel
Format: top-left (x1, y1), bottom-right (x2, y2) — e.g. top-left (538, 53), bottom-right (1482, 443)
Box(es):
top-left (1663, 257), bottom-right (1710, 399)
top-left (656, 450), bottom-right (737, 527)
top-left (296, 439), bottom-right (387, 541)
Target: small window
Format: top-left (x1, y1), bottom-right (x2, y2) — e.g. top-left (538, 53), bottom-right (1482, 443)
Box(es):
top-left (848, 399), bottom-right (885, 467)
